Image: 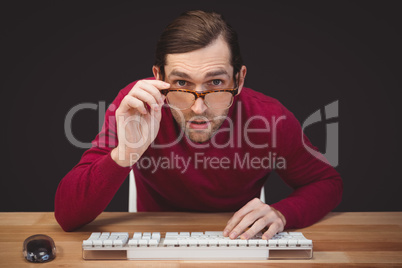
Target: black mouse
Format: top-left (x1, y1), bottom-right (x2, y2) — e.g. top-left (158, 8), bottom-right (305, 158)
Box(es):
top-left (23, 234), bottom-right (56, 263)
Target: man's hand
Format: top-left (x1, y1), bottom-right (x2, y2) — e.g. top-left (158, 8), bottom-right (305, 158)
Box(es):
top-left (223, 198), bottom-right (286, 240)
top-left (111, 79), bottom-right (170, 167)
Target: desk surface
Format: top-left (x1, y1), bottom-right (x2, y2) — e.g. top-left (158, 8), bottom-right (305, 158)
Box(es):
top-left (0, 211), bottom-right (401, 267)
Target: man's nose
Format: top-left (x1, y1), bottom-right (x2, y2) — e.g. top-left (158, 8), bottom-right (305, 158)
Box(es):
top-left (191, 98), bottom-right (208, 114)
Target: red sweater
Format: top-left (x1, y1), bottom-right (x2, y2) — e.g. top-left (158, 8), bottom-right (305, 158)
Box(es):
top-left (55, 79), bottom-right (343, 232)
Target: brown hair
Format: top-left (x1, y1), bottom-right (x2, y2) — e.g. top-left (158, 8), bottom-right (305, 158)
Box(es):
top-left (154, 10), bottom-right (243, 80)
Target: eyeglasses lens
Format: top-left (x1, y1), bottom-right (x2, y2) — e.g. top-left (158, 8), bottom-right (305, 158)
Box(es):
top-left (166, 91), bottom-right (233, 110)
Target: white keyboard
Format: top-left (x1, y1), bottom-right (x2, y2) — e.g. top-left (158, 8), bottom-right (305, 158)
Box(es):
top-left (82, 231), bottom-right (313, 260)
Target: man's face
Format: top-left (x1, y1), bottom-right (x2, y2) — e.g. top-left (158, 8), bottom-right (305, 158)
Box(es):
top-left (161, 37), bottom-right (236, 143)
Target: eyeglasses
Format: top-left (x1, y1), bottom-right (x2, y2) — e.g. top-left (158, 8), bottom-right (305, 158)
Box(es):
top-left (160, 87), bottom-right (238, 110)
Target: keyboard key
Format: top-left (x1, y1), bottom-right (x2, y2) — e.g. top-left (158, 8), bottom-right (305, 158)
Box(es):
top-left (188, 239), bottom-right (197, 247)
top-left (289, 232), bottom-right (303, 236)
top-left (179, 232), bottom-right (190, 237)
top-left (238, 240), bottom-right (247, 247)
top-left (82, 240), bottom-right (92, 247)
top-left (228, 240), bottom-right (238, 247)
top-left (258, 240), bottom-right (267, 247)
top-left (208, 239), bottom-right (218, 247)
top-left (109, 235), bottom-right (118, 241)
top-left (100, 232), bottom-right (110, 238)
top-left (218, 239), bottom-right (229, 247)
top-left (113, 240), bottom-right (123, 247)
top-left (205, 231), bottom-right (223, 237)
top-left (133, 232), bottom-right (142, 240)
top-left (152, 232), bottom-right (161, 241)
top-left (139, 239), bottom-right (148, 247)
top-left (103, 240), bottom-right (113, 247)
top-left (288, 240), bottom-right (297, 247)
top-left (93, 240), bottom-right (102, 248)
top-left (268, 240), bottom-right (278, 247)
top-left (191, 232), bottom-right (203, 237)
top-left (128, 239), bottom-right (138, 247)
top-left (88, 232), bottom-right (101, 240)
top-left (278, 240), bottom-right (287, 247)
top-left (149, 239), bottom-right (158, 247)
top-left (112, 232), bottom-right (129, 237)
top-left (166, 232), bottom-right (179, 237)
top-left (299, 239), bottom-right (313, 247)
top-left (199, 240), bottom-right (208, 247)
top-left (248, 239), bottom-right (258, 247)
top-left (179, 240), bottom-right (188, 247)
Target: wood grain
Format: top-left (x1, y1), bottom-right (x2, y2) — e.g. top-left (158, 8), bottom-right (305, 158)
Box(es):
top-left (1, 212), bottom-right (401, 267)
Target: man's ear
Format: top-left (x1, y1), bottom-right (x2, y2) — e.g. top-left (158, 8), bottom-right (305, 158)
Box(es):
top-left (152, 66), bottom-right (161, 80)
top-left (236, 65), bottom-right (247, 94)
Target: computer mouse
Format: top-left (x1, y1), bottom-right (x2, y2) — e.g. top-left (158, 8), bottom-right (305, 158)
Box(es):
top-left (23, 234), bottom-right (56, 263)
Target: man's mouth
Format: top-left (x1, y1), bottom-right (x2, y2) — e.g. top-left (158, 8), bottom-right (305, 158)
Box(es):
top-left (187, 120), bottom-right (210, 130)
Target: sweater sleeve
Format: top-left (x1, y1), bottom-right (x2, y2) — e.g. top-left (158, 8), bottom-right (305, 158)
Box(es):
top-left (270, 105), bottom-right (343, 229)
top-left (54, 83), bottom-right (134, 231)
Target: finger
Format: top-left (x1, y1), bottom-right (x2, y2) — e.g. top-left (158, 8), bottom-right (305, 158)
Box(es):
top-left (229, 206), bottom-right (269, 239)
top-left (223, 198), bottom-right (262, 237)
top-left (143, 79), bottom-right (170, 89)
top-left (148, 99), bottom-right (164, 122)
top-left (239, 217), bottom-right (268, 240)
top-left (131, 89), bottom-right (161, 112)
top-left (133, 80), bottom-right (170, 105)
top-left (262, 218), bottom-right (284, 240)
top-left (150, 96), bottom-right (166, 122)
top-left (119, 95), bottom-right (148, 115)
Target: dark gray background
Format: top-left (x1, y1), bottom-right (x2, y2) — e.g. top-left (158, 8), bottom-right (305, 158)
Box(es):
top-left (1, 1), bottom-right (401, 212)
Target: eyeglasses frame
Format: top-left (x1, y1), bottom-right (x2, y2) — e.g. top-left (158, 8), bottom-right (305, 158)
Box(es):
top-left (160, 87), bottom-right (238, 110)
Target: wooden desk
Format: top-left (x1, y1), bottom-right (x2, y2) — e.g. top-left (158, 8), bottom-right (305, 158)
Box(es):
top-left (1, 212), bottom-right (401, 267)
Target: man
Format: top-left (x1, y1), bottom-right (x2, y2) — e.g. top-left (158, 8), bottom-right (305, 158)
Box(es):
top-left (55, 10), bottom-right (343, 239)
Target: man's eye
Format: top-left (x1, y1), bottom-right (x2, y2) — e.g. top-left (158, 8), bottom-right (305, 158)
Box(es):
top-left (177, 80), bottom-right (187, 87)
top-left (212, 79), bottom-right (222, 86)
